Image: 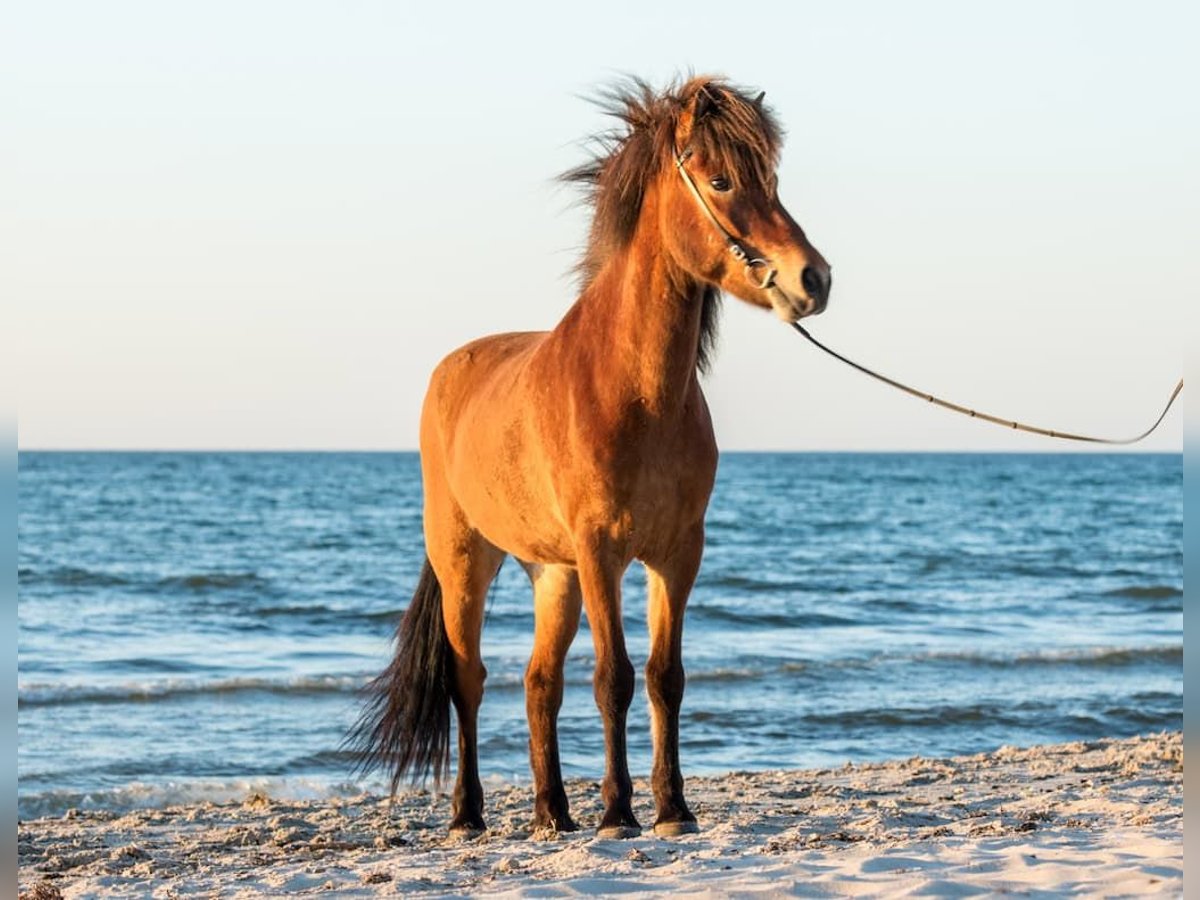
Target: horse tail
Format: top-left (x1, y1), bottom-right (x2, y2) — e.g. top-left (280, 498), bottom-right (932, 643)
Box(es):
top-left (346, 557), bottom-right (452, 793)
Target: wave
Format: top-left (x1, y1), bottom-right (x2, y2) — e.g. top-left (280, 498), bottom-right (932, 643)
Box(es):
top-left (20, 566), bottom-right (132, 588)
top-left (1103, 585), bottom-right (1182, 601)
top-left (241, 603), bottom-right (397, 625)
top-left (19, 669), bottom-right (608, 707)
top-left (687, 662), bottom-right (814, 684)
top-left (18, 674), bottom-right (365, 708)
top-left (155, 572), bottom-right (269, 592)
top-left (21, 645), bottom-right (1177, 710)
top-left (225, 603), bottom-right (530, 629)
top-left (700, 573), bottom-right (849, 594)
top-left (799, 702), bottom-right (1176, 731)
top-left (687, 666), bottom-right (773, 685)
top-left (91, 657), bottom-right (222, 674)
top-left (17, 776), bottom-right (371, 821)
top-left (689, 605), bottom-right (858, 629)
top-left (801, 703), bottom-right (1022, 729)
top-left (681, 646), bottom-right (1180, 686)
top-left (678, 645), bottom-right (1179, 687)
top-left (913, 645), bottom-right (1182, 670)
top-left (681, 699), bottom-right (1179, 737)
top-left (20, 566), bottom-right (270, 594)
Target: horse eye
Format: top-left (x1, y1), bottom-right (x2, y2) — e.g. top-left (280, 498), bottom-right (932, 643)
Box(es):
top-left (709, 175), bottom-right (731, 192)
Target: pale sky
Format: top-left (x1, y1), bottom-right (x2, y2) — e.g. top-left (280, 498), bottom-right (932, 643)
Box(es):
top-left (8, 1), bottom-right (1191, 451)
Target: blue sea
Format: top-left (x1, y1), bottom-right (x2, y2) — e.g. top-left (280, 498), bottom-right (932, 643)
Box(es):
top-left (17, 452), bottom-right (1182, 819)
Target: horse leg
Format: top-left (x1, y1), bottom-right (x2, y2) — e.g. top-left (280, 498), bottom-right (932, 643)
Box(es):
top-left (645, 523), bottom-right (704, 835)
top-left (576, 541), bottom-right (640, 838)
top-left (427, 510), bottom-right (504, 834)
top-left (523, 563), bottom-right (582, 831)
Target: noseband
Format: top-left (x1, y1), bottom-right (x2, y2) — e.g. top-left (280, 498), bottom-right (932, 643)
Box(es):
top-left (673, 148), bottom-right (778, 291)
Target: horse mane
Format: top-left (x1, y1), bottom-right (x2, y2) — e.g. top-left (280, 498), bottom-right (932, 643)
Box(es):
top-left (560, 76), bottom-right (783, 373)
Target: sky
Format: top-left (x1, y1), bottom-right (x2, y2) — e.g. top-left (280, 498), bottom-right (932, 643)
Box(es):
top-left (7, 1), bottom-right (1192, 451)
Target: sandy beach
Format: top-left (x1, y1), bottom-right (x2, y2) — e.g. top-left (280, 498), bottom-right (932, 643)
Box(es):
top-left (17, 730), bottom-right (1180, 898)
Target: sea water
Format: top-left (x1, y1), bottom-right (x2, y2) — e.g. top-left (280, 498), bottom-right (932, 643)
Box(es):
top-left (17, 452), bottom-right (1181, 818)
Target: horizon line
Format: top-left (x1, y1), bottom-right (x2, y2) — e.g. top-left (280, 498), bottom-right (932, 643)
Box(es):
top-left (16, 447), bottom-right (1183, 455)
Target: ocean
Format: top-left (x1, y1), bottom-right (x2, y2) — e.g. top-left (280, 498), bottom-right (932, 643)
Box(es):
top-left (16, 452), bottom-right (1182, 819)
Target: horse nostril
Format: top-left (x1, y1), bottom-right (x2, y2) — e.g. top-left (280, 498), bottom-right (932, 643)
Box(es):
top-left (801, 266), bottom-right (829, 306)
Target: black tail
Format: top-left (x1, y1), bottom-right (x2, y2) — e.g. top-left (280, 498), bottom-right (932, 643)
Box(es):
top-left (345, 557), bottom-right (451, 793)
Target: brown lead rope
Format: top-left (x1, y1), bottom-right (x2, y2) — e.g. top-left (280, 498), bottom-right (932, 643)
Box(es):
top-left (791, 322), bottom-right (1183, 445)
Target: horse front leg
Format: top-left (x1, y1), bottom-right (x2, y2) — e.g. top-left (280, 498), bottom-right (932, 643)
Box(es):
top-left (523, 563), bottom-right (582, 832)
top-left (644, 522), bottom-right (704, 835)
top-left (576, 540), bottom-right (640, 838)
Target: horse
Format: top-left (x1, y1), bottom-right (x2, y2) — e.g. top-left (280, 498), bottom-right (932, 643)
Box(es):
top-left (349, 75), bottom-right (831, 839)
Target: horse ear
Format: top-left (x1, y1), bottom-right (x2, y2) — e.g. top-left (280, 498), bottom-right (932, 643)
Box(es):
top-left (694, 86), bottom-right (718, 122)
top-left (753, 91), bottom-right (765, 109)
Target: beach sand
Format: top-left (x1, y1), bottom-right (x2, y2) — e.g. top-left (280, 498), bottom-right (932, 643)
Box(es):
top-left (18, 731), bottom-right (1180, 898)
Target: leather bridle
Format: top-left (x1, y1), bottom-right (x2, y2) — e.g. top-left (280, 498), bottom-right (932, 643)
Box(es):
top-left (673, 147), bottom-right (778, 292)
top-left (674, 147), bottom-right (1182, 445)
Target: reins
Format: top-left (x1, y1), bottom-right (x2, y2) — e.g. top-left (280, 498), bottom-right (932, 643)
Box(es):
top-left (674, 146), bottom-right (1183, 445)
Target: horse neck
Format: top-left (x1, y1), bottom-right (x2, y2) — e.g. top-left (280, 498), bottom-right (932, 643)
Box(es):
top-left (570, 192), bottom-right (704, 415)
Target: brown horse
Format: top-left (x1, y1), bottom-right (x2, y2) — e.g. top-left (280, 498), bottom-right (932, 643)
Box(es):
top-left (350, 76), bottom-right (830, 838)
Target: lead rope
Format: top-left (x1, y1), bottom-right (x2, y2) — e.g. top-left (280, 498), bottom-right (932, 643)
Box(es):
top-left (674, 146), bottom-right (1182, 443)
top-left (789, 320), bottom-right (1183, 445)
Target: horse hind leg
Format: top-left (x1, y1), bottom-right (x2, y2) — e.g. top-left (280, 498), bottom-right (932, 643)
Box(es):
top-left (522, 563), bottom-right (583, 832)
top-left (645, 523), bottom-right (704, 836)
top-left (428, 521), bottom-right (505, 834)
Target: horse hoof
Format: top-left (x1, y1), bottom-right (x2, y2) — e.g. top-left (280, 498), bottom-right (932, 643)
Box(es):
top-left (531, 815), bottom-right (579, 837)
top-left (448, 824), bottom-right (486, 841)
top-left (596, 824), bottom-right (642, 840)
top-left (654, 820), bottom-right (700, 837)
top-left (532, 803), bottom-right (579, 834)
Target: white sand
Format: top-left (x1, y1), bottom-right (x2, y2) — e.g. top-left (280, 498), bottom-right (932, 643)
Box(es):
top-left (18, 731), bottom-right (1181, 898)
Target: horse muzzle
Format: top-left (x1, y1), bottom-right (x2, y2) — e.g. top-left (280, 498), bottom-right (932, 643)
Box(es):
top-left (769, 285), bottom-right (828, 323)
top-left (801, 265), bottom-right (831, 311)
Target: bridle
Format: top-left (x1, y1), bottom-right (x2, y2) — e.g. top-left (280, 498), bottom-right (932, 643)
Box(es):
top-left (673, 147), bottom-right (778, 291)
top-left (673, 146), bottom-right (1183, 445)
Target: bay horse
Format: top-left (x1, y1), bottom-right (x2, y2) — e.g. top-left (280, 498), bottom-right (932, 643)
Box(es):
top-left (350, 76), bottom-right (830, 838)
